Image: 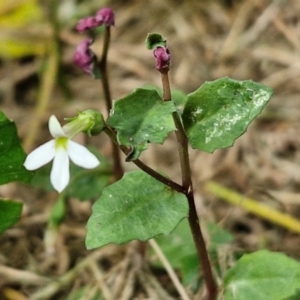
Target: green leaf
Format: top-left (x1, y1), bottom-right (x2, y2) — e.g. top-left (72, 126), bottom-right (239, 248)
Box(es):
top-left (66, 166), bottom-right (110, 201)
top-left (154, 219), bottom-right (198, 286)
top-left (285, 288), bottom-right (300, 300)
top-left (66, 148), bottom-right (110, 200)
top-left (0, 199), bottom-right (23, 234)
top-left (0, 111), bottom-right (33, 184)
top-left (153, 220), bottom-right (233, 286)
top-left (155, 219), bottom-right (196, 265)
top-left (142, 84), bottom-right (187, 114)
top-left (146, 33), bottom-right (166, 49)
top-left (223, 250), bottom-right (300, 300)
top-left (107, 88), bottom-right (176, 161)
top-left (182, 77), bottom-right (273, 152)
top-left (86, 170), bottom-right (188, 249)
top-left (171, 89), bottom-right (188, 113)
top-left (30, 163), bottom-right (53, 191)
top-left (207, 222), bottom-right (234, 278)
top-left (207, 222), bottom-right (234, 250)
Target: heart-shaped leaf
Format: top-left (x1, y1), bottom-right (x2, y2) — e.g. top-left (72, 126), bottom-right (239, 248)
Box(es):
top-left (86, 170), bottom-right (188, 249)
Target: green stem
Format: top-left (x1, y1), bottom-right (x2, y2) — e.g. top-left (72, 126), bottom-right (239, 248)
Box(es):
top-left (103, 127), bottom-right (184, 193)
top-left (48, 0), bottom-right (72, 100)
top-left (23, 19), bottom-right (59, 151)
top-left (160, 72), bottom-right (217, 300)
top-left (98, 26), bottom-right (123, 181)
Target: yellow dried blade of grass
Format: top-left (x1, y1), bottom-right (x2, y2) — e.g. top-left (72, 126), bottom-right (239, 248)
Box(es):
top-left (0, 0), bottom-right (48, 58)
top-left (2, 287), bottom-right (27, 300)
top-left (206, 181), bottom-right (300, 234)
top-left (0, 0), bottom-right (29, 15)
top-left (0, 0), bottom-right (41, 28)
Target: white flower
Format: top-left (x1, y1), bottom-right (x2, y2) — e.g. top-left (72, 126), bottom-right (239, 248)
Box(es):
top-left (24, 115), bottom-right (100, 193)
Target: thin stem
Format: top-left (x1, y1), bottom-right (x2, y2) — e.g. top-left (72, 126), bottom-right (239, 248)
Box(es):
top-left (133, 159), bottom-right (184, 193)
top-left (187, 192), bottom-right (218, 300)
top-left (99, 26), bottom-right (112, 113)
top-left (160, 73), bottom-right (190, 187)
top-left (103, 127), bottom-right (184, 193)
top-left (98, 26), bottom-right (123, 181)
top-left (160, 72), bottom-right (217, 300)
top-left (111, 139), bottom-right (123, 181)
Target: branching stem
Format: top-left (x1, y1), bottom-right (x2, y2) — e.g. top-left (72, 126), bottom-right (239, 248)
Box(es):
top-left (99, 27), bottom-right (216, 298)
top-left (160, 72), bottom-right (217, 300)
top-left (103, 127), bottom-right (184, 193)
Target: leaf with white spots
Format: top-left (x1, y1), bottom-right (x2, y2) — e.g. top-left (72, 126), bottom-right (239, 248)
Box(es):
top-left (0, 111), bottom-right (33, 184)
top-left (182, 77), bottom-right (273, 153)
top-left (85, 170), bottom-right (188, 249)
top-left (107, 88), bottom-right (176, 161)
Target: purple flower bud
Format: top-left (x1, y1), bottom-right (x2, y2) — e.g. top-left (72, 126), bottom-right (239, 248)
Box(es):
top-left (153, 46), bottom-right (171, 72)
top-left (95, 7), bottom-right (115, 26)
top-left (76, 16), bottom-right (101, 33)
top-left (74, 39), bottom-right (96, 76)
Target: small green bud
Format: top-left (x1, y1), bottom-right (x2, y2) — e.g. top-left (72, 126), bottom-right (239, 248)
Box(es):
top-left (82, 109), bottom-right (105, 135)
top-left (63, 109), bottom-right (105, 138)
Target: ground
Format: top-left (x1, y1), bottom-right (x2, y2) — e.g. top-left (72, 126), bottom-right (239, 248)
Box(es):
top-left (1, 0), bottom-right (300, 299)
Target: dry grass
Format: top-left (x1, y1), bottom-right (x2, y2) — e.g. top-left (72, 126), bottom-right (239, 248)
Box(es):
top-left (1, 0), bottom-right (300, 299)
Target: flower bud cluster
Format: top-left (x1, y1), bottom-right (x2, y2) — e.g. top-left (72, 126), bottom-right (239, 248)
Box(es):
top-left (76, 7), bottom-right (115, 33)
top-left (146, 33), bottom-right (171, 73)
top-left (73, 7), bottom-right (115, 77)
top-left (73, 39), bottom-right (98, 77)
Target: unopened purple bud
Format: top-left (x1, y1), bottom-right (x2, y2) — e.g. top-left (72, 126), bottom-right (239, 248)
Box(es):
top-left (95, 7), bottom-right (115, 26)
top-left (153, 46), bottom-right (171, 72)
top-left (76, 16), bottom-right (101, 33)
top-left (74, 39), bottom-right (96, 75)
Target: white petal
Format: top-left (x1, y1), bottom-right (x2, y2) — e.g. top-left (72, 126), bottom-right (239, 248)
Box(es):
top-left (67, 140), bottom-right (100, 169)
top-left (50, 148), bottom-right (70, 193)
top-left (24, 140), bottom-right (55, 170)
top-left (49, 115), bottom-right (66, 138)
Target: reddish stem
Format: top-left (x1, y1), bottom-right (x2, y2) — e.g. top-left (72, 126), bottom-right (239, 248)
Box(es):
top-left (98, 26), bottom-right (123, 181)
top-left (160, 71), bottom-right (217, 300)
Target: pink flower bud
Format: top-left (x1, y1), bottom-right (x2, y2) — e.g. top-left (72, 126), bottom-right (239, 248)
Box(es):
top-left (95, 7), bottom-right (115, 26)
top-left (153, 46), bottom-right (171, 72)
top-left (73, 39), bottom-right (96, 76)
top-left (76, 16), bottom-right (101, 33)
